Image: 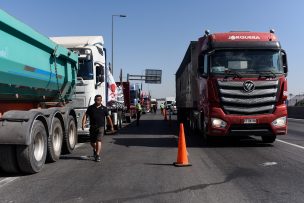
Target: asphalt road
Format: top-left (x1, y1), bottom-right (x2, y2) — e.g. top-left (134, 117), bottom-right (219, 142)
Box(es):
top-left (1, 113), bottom-right (304, 203)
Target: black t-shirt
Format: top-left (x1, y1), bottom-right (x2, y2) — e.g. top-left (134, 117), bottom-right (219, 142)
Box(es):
top-left (86, 104), bottom-right (109, 128)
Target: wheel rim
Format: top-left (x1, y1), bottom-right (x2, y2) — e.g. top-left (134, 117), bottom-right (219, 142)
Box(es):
top-left (68, 121), bottom-right (76, 147)
top-left (53, 126), bottom-right (61, 153)
top-left (34, 132), bottom-right (44, 161)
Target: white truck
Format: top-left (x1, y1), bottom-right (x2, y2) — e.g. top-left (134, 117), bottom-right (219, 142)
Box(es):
top-left (50, 36), bottom-right (118, 134)
top-left (164, 97), bottom-right (176, 109)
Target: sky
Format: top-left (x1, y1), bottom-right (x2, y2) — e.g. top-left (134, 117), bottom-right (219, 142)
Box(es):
top-left (0, 0), bottom-right (303, 98)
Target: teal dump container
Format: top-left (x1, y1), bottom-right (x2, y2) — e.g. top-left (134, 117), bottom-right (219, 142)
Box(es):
top-left (0, 9), bottom-right (78, 102)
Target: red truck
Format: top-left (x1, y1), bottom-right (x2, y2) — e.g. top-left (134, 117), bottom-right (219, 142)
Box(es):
top-left (116, 82), bottom-right (131, 123)
top-left (140, 92), bottom-right (151, 113)
top-left (176, 30), bottom-right (288, 143)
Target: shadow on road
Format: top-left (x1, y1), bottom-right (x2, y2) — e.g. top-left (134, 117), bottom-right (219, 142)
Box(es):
top-left (112, 137), bottom-right (177, 148)
top-left (60, 155), bottom-right (94, 161)
top-left (118, 119), bottom-right (179, 136)
top-left (112, 132), bottom-right (272, 148)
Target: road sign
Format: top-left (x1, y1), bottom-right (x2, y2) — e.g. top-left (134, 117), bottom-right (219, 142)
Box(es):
top-left (145, 69), bottom-right (162, 84)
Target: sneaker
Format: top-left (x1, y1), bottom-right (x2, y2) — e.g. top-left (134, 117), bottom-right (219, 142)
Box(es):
top-left (95, 155), bottom-right (101, 162)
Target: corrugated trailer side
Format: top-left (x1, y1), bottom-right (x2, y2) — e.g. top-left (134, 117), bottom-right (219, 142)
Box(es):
top-left (176, 41), bottom-right (198, 122)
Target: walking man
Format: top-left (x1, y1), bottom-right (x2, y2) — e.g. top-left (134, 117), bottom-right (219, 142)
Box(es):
top-left (136, 101), bottom-right (142, 126)
top-left (82, 95), bottom-right (114, 162)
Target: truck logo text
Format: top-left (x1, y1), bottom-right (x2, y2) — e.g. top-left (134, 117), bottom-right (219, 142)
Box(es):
top-left (243, 81), bottom-right (255, 92)
top-left (228, 35), bottom-right (261, 40)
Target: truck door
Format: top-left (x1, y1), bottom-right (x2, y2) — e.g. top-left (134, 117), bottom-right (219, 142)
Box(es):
top-left (94, 62), bottom-right (106, 106)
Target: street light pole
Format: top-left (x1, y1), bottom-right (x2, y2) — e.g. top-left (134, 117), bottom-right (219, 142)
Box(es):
top-left (111, 14), bottom-right (127, 75)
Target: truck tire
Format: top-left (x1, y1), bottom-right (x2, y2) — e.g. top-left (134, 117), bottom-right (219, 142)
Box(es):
top-left (0, 145), bottom-right (19, 173)
top-left (200, 114), bottom-right (209, 141)
top-left (47, 117), bottom-right (63, 162)
top-left (262, 136), bottom-right (276, 143)
top-left (62, 116), bottom-right (77, 154)
top-left (16, 120), bottom-right (47, 174)
top-left (189, 118), bottom-right (198, 135)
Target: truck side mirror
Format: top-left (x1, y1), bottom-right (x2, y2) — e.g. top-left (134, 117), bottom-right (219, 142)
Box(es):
top-left (197, 67), bottom-right (207, 78)
top-left (281, 50), bottom-right (288, 74)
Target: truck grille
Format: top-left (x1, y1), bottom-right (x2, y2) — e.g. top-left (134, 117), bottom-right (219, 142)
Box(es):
top-left (217, 80), bottom-right (279, 115)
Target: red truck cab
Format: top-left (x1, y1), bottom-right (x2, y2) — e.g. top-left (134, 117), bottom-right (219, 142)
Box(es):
top-left (176, 30), bottom-right (288, 143)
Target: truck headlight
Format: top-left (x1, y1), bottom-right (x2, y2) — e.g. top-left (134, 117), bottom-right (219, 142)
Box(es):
top-left (211, 118), bottom-right (227, 128)
top-left (272, 116), bottom-right (286, 127)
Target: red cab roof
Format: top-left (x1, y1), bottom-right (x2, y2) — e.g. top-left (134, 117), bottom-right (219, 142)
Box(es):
top-left (210, 32), bottom-right (278, 42)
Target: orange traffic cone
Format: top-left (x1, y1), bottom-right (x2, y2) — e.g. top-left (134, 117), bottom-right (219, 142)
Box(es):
top-left (164, 109), bottom-right (167, 120)
top-left (174, 123), bottom-right (192, 167)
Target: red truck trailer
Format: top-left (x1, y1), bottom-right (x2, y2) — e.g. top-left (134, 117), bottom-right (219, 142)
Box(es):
top-left (116, 81), bottom-right (131, 123)
top-left (176, 30), bottom-right (288, 143)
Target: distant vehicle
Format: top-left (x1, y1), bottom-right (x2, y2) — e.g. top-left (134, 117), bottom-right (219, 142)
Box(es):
top-left (116, 82), bottom-right (131, 123)
top-left (170, 101), bottom-right (177, 115)
top-left (150, 98), bottom-right (157, 106)
top-left (164, 97), bottom-right (175, 110)
top-left (130, 84), bottom-right (140, 118)
top-left (150, 98), bottom-right (157, 113)
top-left (141, 92), bottom-right (151, 114)
top-left (176, 30), bottom-right (288, 143)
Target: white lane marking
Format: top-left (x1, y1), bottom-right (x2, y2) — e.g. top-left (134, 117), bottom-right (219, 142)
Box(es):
top-left (75, 143), bottom-right (85, 149)
top-left (277, 139), bottom-right (304, 150)
top-left (261, 162), bottom-right (278, 166)
top-left (288, 118), bottom-right (304, 122)
top-left (0, 177), bottom-right (18, 188)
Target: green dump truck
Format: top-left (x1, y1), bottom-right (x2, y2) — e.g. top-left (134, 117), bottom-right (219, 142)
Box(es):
top-left (0, 9), bottom-right (78, 173)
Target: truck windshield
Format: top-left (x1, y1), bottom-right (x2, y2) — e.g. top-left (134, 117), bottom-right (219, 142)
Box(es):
top-left (78, 59), bottom-right (93, 80)
top-left (166, 101), bottom-right (173, 105)
top-left (210, 50), bottom-right (283, 75)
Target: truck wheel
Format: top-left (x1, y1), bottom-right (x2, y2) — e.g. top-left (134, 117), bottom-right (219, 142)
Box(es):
top-left (62, 116), bottom-right (77, 154)
top-left (47, 117), bottom-right (63, 162)
top-left (200, 115), bottom-right (209, 141)
top-left (189, 117), bottom-right (198, 135)
top-left (16, 120), bottom-right (47, 174)
top-left (0, 145), bottom-right (19, 173)
top-left (262, 136), bottom-right (276, 143)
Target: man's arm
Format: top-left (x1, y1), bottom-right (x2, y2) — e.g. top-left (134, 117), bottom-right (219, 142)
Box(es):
top-left (82, 113), bottom-right (87, 130)
top-left (107, 116), bottom-right (114, 131)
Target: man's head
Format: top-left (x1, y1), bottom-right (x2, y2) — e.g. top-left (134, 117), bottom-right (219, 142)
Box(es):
top-left (94, 95), bottom-right (102, 106)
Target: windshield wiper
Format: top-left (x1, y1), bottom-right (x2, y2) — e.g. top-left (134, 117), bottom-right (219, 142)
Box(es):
top-left (258, 70), bottom-right (277, 79)
top-left (224, 69), bottom-right (243, 79)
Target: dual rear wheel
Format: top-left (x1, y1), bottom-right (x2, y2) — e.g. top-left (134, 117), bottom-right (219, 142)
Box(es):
top-left (0, 115), bottom-right (77, 174)
top-left (0, 120), bottom-right (48, 174)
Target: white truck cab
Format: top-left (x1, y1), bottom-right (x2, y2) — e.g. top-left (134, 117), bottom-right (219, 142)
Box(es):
top-left (51, 36), bottom-right (109, 134)
top-left (165, 97), bottom-right (176, 109)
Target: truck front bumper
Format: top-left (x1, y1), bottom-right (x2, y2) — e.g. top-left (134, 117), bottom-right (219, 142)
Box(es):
top-left (207, 105), bottom-right (287, 137)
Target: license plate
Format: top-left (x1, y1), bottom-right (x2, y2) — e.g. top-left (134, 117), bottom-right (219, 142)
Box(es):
top-left (244, 119), bottom-right (256, 124)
